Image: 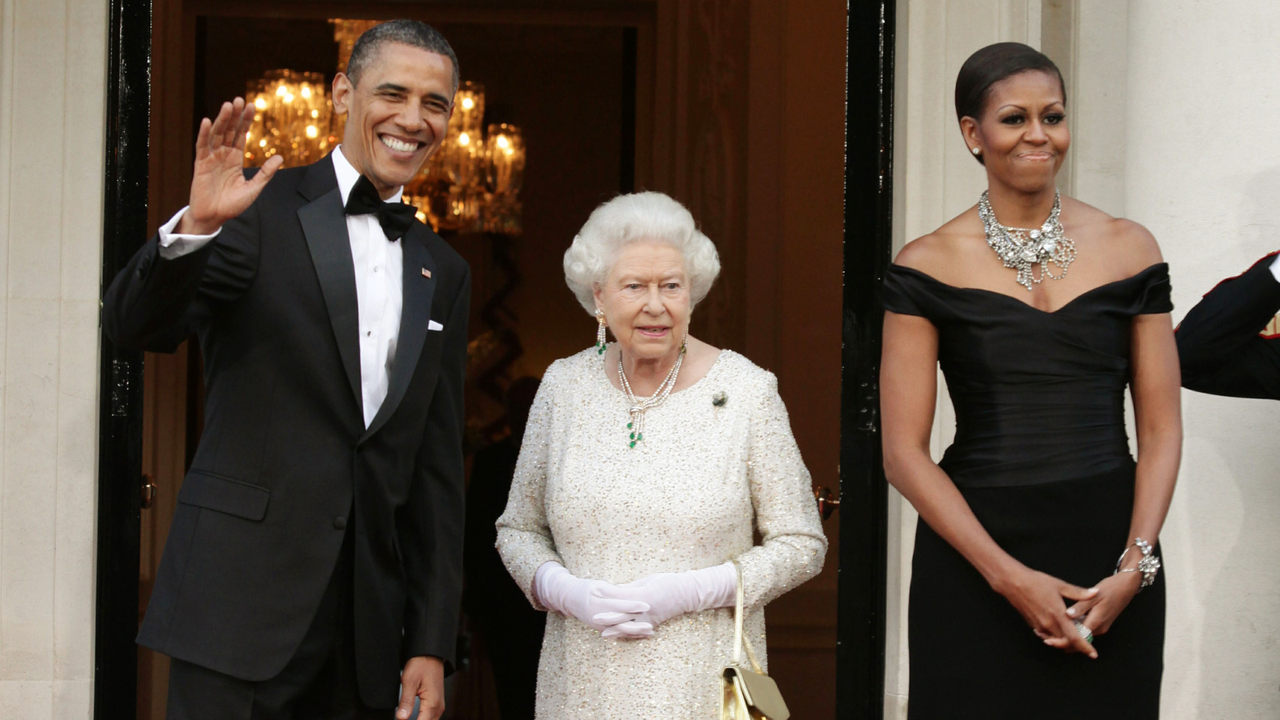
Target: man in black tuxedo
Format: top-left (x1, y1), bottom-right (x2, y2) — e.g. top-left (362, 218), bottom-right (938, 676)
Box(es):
top-left (1176, 252), bottom-right (1280, 398)
top-left (104, 21), bottom-right (469, 720)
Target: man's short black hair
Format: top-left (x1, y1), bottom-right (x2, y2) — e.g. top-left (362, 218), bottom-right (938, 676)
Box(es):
top-left (347, 20), bottom-right (460, 94)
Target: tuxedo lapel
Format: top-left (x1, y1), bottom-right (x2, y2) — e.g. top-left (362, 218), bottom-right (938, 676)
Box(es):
top-left (296, 157), bottom-right (363, 415)
top-left (361, 223), bottom-right (438, 442)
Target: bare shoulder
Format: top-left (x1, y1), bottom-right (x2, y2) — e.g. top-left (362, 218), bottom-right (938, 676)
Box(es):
top-left (1108, 218), bottom-right (1164, 267)
top-left (894, 207), bottom-right (984, 278)
top-left (894, 231), bottom-right (945, 271)
top-left (1063, 197), bottom-right (1164, 274)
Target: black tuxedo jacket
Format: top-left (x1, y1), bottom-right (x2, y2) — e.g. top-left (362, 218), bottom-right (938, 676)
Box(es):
top-left (1176, 252), bottom-right (1280, 399)
top-left (103, 155), bottom-right (470, 706)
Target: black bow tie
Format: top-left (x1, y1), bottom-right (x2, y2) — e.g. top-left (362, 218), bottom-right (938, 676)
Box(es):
top-left (343, 174), bottom-right (417, 242)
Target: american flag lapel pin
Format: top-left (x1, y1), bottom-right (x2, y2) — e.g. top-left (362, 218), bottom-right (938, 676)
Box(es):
top-left (421, 267), bottom-right (432, 279)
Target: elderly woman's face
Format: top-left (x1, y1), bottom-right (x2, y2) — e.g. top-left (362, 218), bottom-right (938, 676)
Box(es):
top-left (594, 241), bottom-right (691, 361)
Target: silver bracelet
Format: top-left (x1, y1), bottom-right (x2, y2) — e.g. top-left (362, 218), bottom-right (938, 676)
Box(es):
top-left (1114, 537), bottom-right (1160, 591)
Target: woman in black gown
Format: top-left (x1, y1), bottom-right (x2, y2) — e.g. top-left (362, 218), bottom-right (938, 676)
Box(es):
top-left (880, 43), bottom-right (1182, 719)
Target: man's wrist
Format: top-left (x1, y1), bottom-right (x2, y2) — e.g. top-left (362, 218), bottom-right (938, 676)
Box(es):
top-left (176, 209), bottom-right (221, 236)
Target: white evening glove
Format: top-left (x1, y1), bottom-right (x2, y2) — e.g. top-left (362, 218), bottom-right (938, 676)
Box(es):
top-left (533, 561), bottom-right (652, 633)
top-left (595, 562), bottom-right (738, 639)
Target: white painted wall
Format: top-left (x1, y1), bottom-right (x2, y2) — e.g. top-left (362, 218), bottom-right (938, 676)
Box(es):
top-left (0, 0), bottom-right (107, 716)
top-left (1125, 2), bottom-right (1280, 716)
top-left (891, 1), bottom-right (1280, 717)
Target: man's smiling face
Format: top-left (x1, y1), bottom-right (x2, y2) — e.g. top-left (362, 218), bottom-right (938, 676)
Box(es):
top-left (332, 42), bottom-right (454, 197)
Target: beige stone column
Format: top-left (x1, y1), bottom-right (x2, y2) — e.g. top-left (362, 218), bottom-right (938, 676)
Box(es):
top-left (888, 1), bottom-right (1048, 716)
top-left (0, 0), bottom-right (107, 716)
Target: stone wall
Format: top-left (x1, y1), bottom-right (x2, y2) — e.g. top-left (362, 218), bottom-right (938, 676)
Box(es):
top-left (1126, 1), bottom-right (1280, 716)
top-left (0, 0), bottom-right (107, 716)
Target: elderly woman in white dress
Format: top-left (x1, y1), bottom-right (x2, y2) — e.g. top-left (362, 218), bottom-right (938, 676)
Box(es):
top-left (495, 191), bottom-right (827, 719)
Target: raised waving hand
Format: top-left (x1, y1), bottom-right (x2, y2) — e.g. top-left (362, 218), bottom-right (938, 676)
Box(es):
top-left (177, 97), bottom-right (285, 235)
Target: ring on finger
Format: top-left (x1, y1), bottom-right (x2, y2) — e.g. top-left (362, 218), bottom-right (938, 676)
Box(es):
top-left (1073, 620), bottom-right (1094, 645)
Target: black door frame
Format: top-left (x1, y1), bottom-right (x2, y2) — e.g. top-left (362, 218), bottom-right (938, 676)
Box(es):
top-left (96, 0), bottom-right (152, 718)
top-left (95, 2), bottom-right (896, 718)
top-left (838, 1), bottom-right (895, 719)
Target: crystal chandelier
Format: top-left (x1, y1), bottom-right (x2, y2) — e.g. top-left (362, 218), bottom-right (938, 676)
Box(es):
top-left (242, 70), bottom-right (335, 168)
top-left (403, 81), bottom-right (526, 234)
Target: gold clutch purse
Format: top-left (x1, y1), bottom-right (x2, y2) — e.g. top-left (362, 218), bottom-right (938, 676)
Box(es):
top-left (720, 563), bottom-right (790, 720)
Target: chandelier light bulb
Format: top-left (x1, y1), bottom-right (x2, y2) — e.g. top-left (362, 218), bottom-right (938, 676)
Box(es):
top-left (242, 70), bottom-right (332, 169)
top-left (461, 97), bottom-right (475, 110)
top-left (459, 132), bottom-right (471, 146)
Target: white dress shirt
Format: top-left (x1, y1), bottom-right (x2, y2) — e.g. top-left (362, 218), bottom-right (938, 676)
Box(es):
top-left (1270, 253), bottom-right (1280, 283)
top-left (158, 145), bottom-right (405, 427)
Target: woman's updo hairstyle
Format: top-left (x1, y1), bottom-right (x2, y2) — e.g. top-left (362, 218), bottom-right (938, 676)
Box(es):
top-left (563, 191), bottom-right (721, 315)
top-left (955, 42), bottom-right (1066, 165)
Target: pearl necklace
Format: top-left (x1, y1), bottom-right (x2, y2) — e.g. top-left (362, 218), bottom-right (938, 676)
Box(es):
top-left (617, 340), bottom-right (686, 449)
top-left (978, 189), bottom-right (1076, 291)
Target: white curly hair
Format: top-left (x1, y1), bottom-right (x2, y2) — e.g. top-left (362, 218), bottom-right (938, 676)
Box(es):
top-left (562, 192), bottom-right (721, 315)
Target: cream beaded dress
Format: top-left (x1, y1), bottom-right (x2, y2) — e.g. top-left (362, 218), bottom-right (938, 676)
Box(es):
top-left (496, 347), bottom-right (827, 719)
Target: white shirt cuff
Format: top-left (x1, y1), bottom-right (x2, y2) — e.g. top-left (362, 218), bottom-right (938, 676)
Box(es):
top-left (158, 206), bottom-right (221, 260)
top-left (1269, 253), bottom-right (1280, 284)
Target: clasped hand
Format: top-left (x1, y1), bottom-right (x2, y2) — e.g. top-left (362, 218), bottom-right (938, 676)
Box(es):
top-left (997, 565), bottom-right (1142, 659)
top-left (534, 562), bottom-right (736, 640)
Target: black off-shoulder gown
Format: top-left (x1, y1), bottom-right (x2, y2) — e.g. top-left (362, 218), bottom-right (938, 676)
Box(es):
top-left (882, 263), bottom-right (1172, 720)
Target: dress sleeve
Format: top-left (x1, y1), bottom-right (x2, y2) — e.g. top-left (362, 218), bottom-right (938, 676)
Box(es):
top-left (881, 265), bottom-right (930, 318)
top-left (495, 366), bottom-right (565, 610)
top-left (1134, 262), bottom-right (1174, 315)
top-left (733, 371), bottom-right (829, 609)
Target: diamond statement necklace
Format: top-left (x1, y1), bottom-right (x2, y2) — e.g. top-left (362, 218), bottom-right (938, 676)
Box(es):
top-left (978, 189), bottom-right (1076, 291)
top-left (617, 339), bottom-right (686, 448)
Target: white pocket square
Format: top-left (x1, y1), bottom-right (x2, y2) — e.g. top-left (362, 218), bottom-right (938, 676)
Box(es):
top-left (428, 320), bottom-right (444, 332)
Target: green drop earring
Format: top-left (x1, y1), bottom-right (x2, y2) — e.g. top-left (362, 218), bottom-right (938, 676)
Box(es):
top-left (595, 308), bottom-right (608, 356)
